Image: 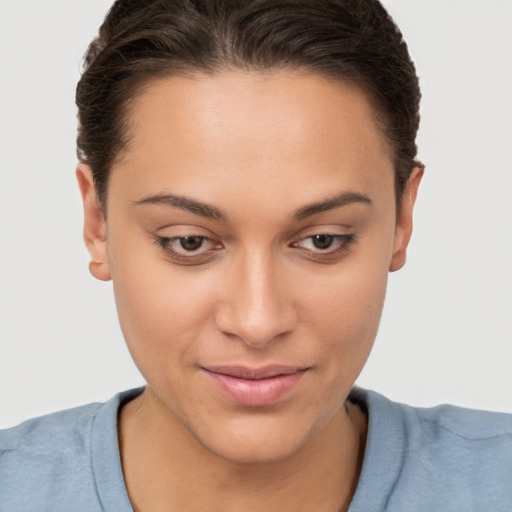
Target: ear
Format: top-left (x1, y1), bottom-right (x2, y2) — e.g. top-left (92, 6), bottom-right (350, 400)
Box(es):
top-left (76, 163), bottom-right (111, 281)
top-left (389, 166), bottom-right (424, 272)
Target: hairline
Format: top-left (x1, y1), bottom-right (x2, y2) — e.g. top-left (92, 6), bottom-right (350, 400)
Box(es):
top-left (99, 64), bottom-right (400, 216)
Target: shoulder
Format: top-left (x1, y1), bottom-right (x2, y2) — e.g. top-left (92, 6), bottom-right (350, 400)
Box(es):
top-left (394, 394), bottom-right (512, 486)
top-left (0, 388), bottom-right (141, 512)
top-left (349, 389), bottom-right (512, 512)
top-left (0, 401), bottom-right (103, 511)
top-left (397, 395), bottom-right (512, 440)
top-left (0, 401), bottom-right (103, 454)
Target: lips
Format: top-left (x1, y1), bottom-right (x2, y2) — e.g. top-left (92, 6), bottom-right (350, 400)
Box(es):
top-left (202, 365), bottom-right (308, 407)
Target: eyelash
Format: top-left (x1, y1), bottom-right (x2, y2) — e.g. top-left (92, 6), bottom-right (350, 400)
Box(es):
top-left (154, 235), bottom-right (219, 262)
top-left (154, 233), bottom-right (356, 263)
top-left (291, 233), bottom-right (356, 255)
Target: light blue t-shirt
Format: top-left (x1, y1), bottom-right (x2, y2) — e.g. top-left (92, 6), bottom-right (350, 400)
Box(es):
top-left (1, 388), bottom-right (511, 511)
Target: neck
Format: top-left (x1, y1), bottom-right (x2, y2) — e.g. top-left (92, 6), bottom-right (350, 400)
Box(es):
top-left (119, 387), bottom-right (367, 512)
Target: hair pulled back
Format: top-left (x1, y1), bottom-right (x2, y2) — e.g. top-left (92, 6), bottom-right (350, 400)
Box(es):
top-left (76, 0), bottom-right (422, 208)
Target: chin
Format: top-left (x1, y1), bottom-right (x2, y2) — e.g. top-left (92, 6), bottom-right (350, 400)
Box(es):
top-left (189, 412), bottom-right (325, 465)
top-left (203, 435), bottom-right (305, 465)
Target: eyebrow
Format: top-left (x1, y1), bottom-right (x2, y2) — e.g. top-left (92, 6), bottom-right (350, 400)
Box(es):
top-left (134, 194), bottom-right (227, 220)
top-left (293, 191), bottom-right (372, 220)
top-left (134, 190), bottom-right (371, 222)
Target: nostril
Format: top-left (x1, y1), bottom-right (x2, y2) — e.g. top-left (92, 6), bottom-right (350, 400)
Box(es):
top-left (215, 306), bottom-right (297, 348)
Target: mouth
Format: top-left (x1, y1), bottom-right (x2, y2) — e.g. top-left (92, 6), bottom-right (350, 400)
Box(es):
top-left (201, 365), bottom-right (309, 407)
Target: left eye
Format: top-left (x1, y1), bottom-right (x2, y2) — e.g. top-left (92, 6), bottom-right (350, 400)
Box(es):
top-left (307, 234), bottom-right (336, 250)
top-left (293, 234), bottom-right (355, 253)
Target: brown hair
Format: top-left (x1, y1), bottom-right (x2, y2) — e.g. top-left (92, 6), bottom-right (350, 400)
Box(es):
top-left (76, 0), bottom-right (422, 209)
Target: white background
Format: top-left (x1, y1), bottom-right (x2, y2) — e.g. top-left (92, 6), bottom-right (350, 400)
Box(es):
top-left (1, 1), bottom-right (511, 429)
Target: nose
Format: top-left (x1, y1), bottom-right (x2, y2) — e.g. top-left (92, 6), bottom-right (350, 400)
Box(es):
top-left (214, 251), bottom-right (298, 348)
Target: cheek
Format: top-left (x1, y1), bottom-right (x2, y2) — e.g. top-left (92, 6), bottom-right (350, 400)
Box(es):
top-left (108, 244), bottom-right (217, 378)
top-left (299, 252), bottom-right (390, 377)
top-left (315, 276), bottom-right (386, 346)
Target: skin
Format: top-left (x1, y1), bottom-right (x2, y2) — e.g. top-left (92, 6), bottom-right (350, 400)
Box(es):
top-left (77, 70), bottom-right (422, 511)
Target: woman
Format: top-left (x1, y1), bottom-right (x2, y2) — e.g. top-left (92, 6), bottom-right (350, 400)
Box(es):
top-left (1, 1), bottom-right (511, 511)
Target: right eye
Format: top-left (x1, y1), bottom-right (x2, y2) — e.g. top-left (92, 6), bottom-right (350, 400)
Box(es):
top-left (154, 235), bottom-right (222, 263)
top-left (172, 236), bottom-right (209, 253)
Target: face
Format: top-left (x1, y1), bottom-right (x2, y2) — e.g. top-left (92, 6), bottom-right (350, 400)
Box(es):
top-left (78, 71), bottom-right (421, 463)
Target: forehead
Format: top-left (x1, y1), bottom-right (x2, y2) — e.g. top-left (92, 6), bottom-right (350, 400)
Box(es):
top-left (112, 70), bottom-right (394, 206)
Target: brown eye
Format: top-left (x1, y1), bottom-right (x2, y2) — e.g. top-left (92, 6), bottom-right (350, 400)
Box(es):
top-left (179, 236), bottom-right (205, 251)
top-left (311, 235), bottom-right (335, 250)
top-left (292, 233), bottom-right (356, 256)
top-left (155, 234), bottom-right (221, 262)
